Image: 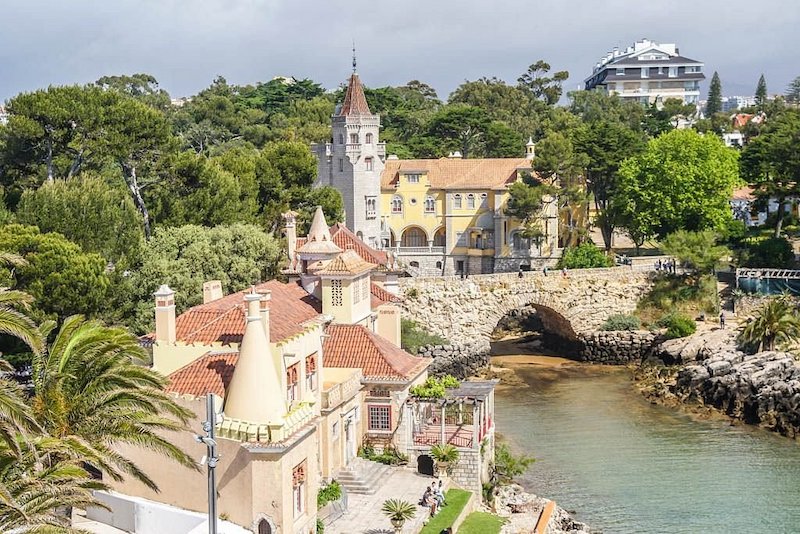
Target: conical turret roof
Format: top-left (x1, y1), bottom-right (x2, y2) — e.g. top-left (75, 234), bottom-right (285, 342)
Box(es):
top-left (298, 207), bottom-right (343, 255)
top-left (337, 73), bottom-right (372, 117)
top-left (223, 293), bottom-right (284, 425)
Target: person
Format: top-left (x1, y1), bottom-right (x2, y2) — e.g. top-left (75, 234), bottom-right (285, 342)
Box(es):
top-left (561, 267), bottom-right (568, 278)
top-left (518, 266), bottom-right (524, 278)
top-left (435, 480), bottom-right (446, 506)
top-left (428, 493), bottom-right (438, 517)
top-left (543, 266), bottom-right (548, 276)
top-left (439, 529), bottom-right (453, 534)
top-left (720, 312), bottom-right (726, 329)
top-left (420, 486), bottom-right (432, 507)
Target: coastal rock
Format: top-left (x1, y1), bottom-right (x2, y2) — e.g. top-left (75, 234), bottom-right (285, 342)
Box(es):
top-left (578, 330), bottom-right (660, 365)
top-left (418, 342), bottom-right (490, 379)
top-left (494, 484), bottom-right (590, 534)
top-left (658, 328), bottom-right (737, 364)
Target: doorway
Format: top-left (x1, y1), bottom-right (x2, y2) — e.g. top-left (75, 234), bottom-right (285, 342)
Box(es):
top-left (417, 454), bottom-right (435, 476)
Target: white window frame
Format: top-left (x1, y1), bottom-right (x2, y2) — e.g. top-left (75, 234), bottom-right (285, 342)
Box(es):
top-left (467, 193), bottom-right (475, 209)
top-left (453, 194), bottom-right (462, 209)
top-left (406, 173), bottom-right (420, 184)
top-left (391, 195), bottom-right (403, 214)
top-left (424, 196), bottom-right (435, 213)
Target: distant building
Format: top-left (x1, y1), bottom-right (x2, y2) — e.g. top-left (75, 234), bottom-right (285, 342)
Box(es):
top-left (0, 105), bottom-right (8, 125)
top-left (584, 38), bottom-right (705, 105)
top-left (722, 95), bottom-right (756, 113)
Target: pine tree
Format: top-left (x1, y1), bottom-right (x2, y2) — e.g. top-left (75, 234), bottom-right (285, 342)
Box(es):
top-left (786, 75), bottom-right (800, 104)
top-left (706, 71), bottom-right (723, 115)
top-left (755, 74), bottom-right (768, 107)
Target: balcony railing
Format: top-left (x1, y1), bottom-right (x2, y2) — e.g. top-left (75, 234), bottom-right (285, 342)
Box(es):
top-left (394, 246), bottom-right (446, 254)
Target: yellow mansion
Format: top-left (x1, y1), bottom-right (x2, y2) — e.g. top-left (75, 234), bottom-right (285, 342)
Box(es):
top-left (313, 69), bottom-right (559, 275)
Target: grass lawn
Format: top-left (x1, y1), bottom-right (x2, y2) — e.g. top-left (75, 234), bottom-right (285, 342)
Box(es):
top-left (419, 489), bottom-right (471, 534)
top-left (457, 511), bottom-right (506, 534)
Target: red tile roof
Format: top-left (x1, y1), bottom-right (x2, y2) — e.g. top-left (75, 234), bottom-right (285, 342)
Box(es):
top-left (324, 324), bottom-right (428, 382)
top-left (732, 186), bottom-right (755, 201)
top-left (381, 158), bottom-right (535, 190)
top-left (371, 283), bottom-right (402, 307)
top-left (290, 223), bottom-right (391, 272)
top-left (172, 280), bottom-right (321, 345)
top-left (317, 249), bottom-right (376, 276)
top-left (167, 352), bottom-right (239, 397)
top-left (337, 73), bottom-right (372, 117)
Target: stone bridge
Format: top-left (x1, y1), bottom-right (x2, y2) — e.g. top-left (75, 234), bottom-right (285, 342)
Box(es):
top-left (399, 267), bottom-right (655, 351)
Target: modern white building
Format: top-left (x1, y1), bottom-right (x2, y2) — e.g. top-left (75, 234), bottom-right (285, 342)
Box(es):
top-left (584, 38), bottom-right (705, 105)
top-left (0, 105), bottom-right (8, 125)
top-left (722, 96), bottom-right (756, 113)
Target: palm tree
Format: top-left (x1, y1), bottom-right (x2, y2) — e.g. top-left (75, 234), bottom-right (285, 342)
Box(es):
top-left (381, 499), bottom-right (416, 533)
top-left (30, 315), bottom-right (198, 491)
top-left (738, 297), bottom-right (800, 352)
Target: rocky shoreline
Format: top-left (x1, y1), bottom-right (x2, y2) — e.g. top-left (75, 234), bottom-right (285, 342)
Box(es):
top-left (493, 483), bottom-right (591, 534)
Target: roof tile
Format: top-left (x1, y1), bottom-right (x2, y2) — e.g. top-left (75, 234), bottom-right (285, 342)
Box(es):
top-left (381, 158), bottom-right (534, 190)
top-left (167, 352), bottom-right (238, 397)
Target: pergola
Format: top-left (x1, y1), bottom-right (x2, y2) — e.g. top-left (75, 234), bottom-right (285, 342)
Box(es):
top-left (410, 381), bottom-right (497, 450)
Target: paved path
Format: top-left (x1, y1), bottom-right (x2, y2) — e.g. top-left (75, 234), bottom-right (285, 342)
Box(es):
top-left (327, 467), bottom-right (445, 534)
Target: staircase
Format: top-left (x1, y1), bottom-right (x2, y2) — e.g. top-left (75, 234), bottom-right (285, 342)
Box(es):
top-left (335, 457), bottom-right (393, 495)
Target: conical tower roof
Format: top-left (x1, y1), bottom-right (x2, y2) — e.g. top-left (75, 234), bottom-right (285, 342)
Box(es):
top-left (223, 293), bottom-right (284, 425)
top-left (337, 73), bottom-right (372, 117)
top-left (298, 206), bottom-right (342, 255)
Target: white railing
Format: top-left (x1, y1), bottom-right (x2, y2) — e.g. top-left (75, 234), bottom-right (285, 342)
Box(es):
top-left (737, 268), bottom-right (800, 280)
top-left (395, 246), bottom-right (446, 254)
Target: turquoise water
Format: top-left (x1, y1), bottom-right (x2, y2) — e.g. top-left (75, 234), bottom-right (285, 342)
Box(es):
top-left (494, 363), bottom-right (800, 534)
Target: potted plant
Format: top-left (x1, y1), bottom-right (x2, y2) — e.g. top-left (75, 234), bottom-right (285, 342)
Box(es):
top-left (430, 443), bottom-right (459, 477)
top-left (381, 499), bottom-right (416, 533)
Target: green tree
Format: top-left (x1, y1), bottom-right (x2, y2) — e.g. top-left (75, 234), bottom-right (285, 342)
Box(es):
top-left (121, 224), bottom-right (282, 333)
top-left (450, 77), bottom-right (541, 139)
top-left (484, 121), bottom-right (523, 157)
top-left (517, 60), bottom-right (569, 105)
top-left (661, 230), bottom-right (729, 274)
top-left (755, 74), bottom-right (768, 108)
top-left (424, 104), bottom-right (489, 158)
top-left (643, 98), bottom-right (698, 137)
top-left (0, 225), bottom-right (110, 321)
top-left (738, 297), bottom-right (800, 352)
top-left (95, 73), bottom-right (171, 111)
top-left (787, 75), bottom-right (800, 104)
top-left (557, 243), bottom-right (612, 269)
top-left (15, 175), bottom-right (144, 264)
top-left (740, 109), bottom-right (800, 237)
top-left (612, 129), bottom-right (740, 250)
top-left (31, 315), bottom-right (197, 491)
top-left (706, 72), bottom-right (723, 116)
top-left (492, 443), bottom-right (535, 485)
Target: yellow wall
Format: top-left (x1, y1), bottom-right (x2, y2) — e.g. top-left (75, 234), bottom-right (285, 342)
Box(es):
top-left (375, 304), bottom-right (401, 347)
top-left (321, 274), bottom-right (372, 325)
top-left (381, 170), bottom-right (555, 257)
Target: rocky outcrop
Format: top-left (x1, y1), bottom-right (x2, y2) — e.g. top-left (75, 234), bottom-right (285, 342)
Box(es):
top-left (656, 328), bottom-right (738, 364)
top-left (579, 330), bottom-right (660, 364)
top-left (416, 342), bottom-right (490, 378)
top-left (494, 483), bottom-right (590, 534)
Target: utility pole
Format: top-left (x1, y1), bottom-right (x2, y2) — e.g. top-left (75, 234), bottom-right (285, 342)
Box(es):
top-left (196, 394), bottom-right (220, 534)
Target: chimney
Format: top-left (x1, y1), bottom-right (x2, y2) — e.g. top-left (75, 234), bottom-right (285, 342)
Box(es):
top-left (245, 290), bottom-right (261, 320)
top-left (202, 280), bottom-right (223, 303)
top-left (525, 138), bottom-right (536, 160)
top-left (283, 211), bottom-right (298, 268)
top-left (259, 289), bottom-right (271, 338)
top-left (448, 151), bottom-right (463, 159)
top-left (154, 285), bottom-right (176, 343)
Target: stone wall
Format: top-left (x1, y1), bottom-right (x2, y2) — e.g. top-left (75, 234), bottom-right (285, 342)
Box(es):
top-left (416, 342), bottom-right (491, 378)
top-left (579, 330), bottom-right (661, 364)
top-left (401, 268), bottom-right (654, 351)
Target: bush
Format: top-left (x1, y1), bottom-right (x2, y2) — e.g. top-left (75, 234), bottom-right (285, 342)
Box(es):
top-left (741, 237), bottom-right (794, 268)
top-left (410, 375), bottom-right (460, 399)
top-left (358, 442), bottom-right (408, 465)
top-left (401, 318), bottom-right (448, 354)
top-left (430, 443), bottom-right (460, 464)
top-left (657, 312), bottom-right (697, 339)
top-left (600, 314), bottom-right (641, 331)
top-left (317, 480), bottom-right (342, 509)
top-left (557, 243), bottom-right (612, 269)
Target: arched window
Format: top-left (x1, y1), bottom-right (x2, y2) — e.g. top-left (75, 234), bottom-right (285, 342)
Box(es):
top-left (467, 193), bottom-right (476, 209)
top-left (401, 227), bottom-right (426, 247)
top-left (349, 133), bottom-right (358, 144)
top-left (410, 261), bottom-right (420, 268)
top-left (365, 132), bottom-right (373, 144)
top-left (480, 193), bottom-right (488, 208)
top-left (435, 261), bottom-right (443, 269)
top-left (365, 157), bottom-right (374, 171)
top-left (337, 134), bottom-right (344, 145)
top-left (453, 194), bottom-right (462, 209)
top-left (424, 196), bottom-right (435, 213)
top-left (258, 519), bottom-right (272, 534)
top-left (512, 232), bottom-right (530, 251)
top-left (392, 195), bottom-right (403, 214)
top-left (433, 227), bottom-right (446, 247)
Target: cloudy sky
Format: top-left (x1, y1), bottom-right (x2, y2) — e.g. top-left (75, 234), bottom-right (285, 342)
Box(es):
top-left (1, 0), bottom-right (798, 102)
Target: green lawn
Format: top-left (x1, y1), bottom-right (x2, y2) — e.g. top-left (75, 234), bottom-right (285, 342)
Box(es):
top-left (419, 489), bottom-right (472, 534)
top-left (457, 511), bottom-right (506, 534)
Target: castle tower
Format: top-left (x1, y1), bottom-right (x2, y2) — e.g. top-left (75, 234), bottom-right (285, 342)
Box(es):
top-left (312, 59), bottom-right (385, 249)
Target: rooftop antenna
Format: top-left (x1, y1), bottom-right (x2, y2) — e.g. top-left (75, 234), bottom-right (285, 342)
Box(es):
top-left (352, 41), bottom-right (357, 73)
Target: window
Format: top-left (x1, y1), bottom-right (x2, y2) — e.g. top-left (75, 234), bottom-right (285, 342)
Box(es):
top-left (668, 67), bottom-right (678, 78)
top-left (332, 421), bottom-right (339, 439)
top-left (410, 261), bottom-right (420, 268)
top-left (292, 461), bottom-right (306, 517)
top-left (349, 133), bottom-right (358, 144)
top-left (467, 194), bottom-right (475, 209)
top-left (641, 67), bottom-right (648, 78)
top-left (406, 173), bottom-right (420, 183)
top-left (401, 227), bottom-right (426, 247)
top-left (286, 363), bottom-right (300, 402)
top-left (338, 158), bottom-right (344, 172)
top-left (331, 280), bottom-right (343, 306)
top-left (512, 233), bottom-right (530, 251)
top-left (337, 134), bottom-right (344, 145)
top-left (424, 196), bottom-right (435, 213)
top-left (392, 195), bottom-right (403, 214)
top-left (480, 193), bottom-right (488, 208)
top-left (305, 354), bottom-right (317, 392)
top-left (366, 197), bottom-right (377, 219)
top-left (435, 261), bottom-right (442, 269)
top-left (365, 132), bottom-right (373, 144)
top-left (365, 157), bottom-right (374, 171)
top-left (616, 68), bottom-right (625, 76)
top-left (456, 260), bottom-right (465, 273)
top-left (453, 194), bottom-right (462, 209)
top-left (409, 197), bottom-right (417, 205)
top-left (368, 405), bottom-right (391, 431)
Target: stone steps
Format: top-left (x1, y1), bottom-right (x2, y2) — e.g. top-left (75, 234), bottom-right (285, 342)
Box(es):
top-left (335, 458), bottom-right (393, 495)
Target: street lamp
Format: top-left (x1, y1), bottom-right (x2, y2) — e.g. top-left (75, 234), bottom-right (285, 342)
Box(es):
top-left (196, 394), bottom-right (220, 534)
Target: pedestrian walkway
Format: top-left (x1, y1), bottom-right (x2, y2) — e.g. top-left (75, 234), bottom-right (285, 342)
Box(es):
top-left (327, 465), bottom-right (444, 534)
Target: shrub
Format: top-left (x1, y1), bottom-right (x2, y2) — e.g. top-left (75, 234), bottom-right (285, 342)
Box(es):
top-left (401, 318), bottom-right (448, 354)
top-left (492, 443), bottom-right (535, 485)
top-left (381, 499), bottom-right (416, 523)
top-left (410, 375), bottom-right (460, 399)
top-left (741, 237), bottom-right (794, 268)
top-left (440, 374), bottom-right (460, 388)
top-left (317, 480), bottom-right (342, 508)
top-left (430, 443), bottom-right (460, 464)
top-left (600, 314), bottom-right (641, 331)
top-left (657, 312), bottom-right (697, 339)
top-left (557, 243), bottom-right (612, 269)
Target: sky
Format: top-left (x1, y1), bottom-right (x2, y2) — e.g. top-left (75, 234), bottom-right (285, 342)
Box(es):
top-left (1, 0), bottom-right (798, 103)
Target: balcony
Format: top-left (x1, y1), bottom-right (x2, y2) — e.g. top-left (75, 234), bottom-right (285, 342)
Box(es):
top-left (394, 246), bottom-right (446, 255)
top-left (321, 369), bottom-right (363, 411)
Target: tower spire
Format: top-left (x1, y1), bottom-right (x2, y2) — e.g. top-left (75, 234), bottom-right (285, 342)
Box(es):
top-left (352, 41), bottom-right (357, 73)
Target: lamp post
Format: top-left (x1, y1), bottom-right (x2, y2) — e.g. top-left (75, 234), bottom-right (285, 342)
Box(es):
top-left (196, 394), bottom-right (220, 534)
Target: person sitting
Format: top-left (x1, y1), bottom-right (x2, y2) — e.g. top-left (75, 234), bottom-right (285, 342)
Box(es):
top-left (419, 486), bottom-right (432, 507)
top-left (427, 493), bottom-right (438, 516)
top-left (434, 481), bottom-right (446, 506)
